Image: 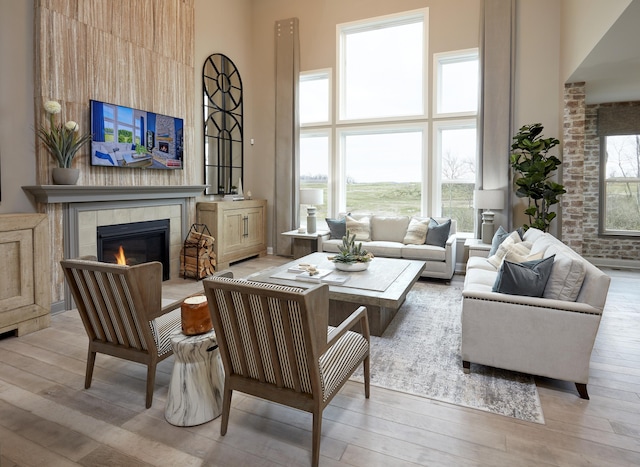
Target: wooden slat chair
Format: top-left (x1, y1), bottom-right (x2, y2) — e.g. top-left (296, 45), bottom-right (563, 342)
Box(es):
top-left (203, 271), bottom-right (370, 467)
top-left (60, 258), bottom-right (186, 408)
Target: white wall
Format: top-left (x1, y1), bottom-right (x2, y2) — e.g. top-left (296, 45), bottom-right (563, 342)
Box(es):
top-left (561, 0), bottom-right (631, 82)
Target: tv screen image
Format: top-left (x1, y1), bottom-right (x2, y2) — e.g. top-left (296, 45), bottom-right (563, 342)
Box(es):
top-left (90, 100), bottom-right (184, 170)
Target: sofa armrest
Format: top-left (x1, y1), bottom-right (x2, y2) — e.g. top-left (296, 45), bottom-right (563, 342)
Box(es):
top-left (462, 289), bottom-right (603, 315)
top-left (443, 233), bottom-right (457, 278)
top-left (317, 231), bottom-right (331, 251)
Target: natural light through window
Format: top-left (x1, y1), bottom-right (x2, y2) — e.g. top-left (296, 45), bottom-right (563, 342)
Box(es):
top-left (342, 129), bottom-right (423, 215)
top-left (603, 134), bottom-right (640, 233)
top-left (300, 71), bottom-right (330, 125)
top-left (435, 50), bottom-right (479, 116)
top-left (300, 132), bottom-right (329, 222)
top-left (340, 13), bottom-right (425, 120)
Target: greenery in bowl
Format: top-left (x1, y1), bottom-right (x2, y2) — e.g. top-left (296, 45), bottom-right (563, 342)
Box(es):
top-left (329, 230), bottom-right (374, 264)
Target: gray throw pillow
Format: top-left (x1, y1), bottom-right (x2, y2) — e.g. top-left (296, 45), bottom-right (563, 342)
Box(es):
top-left (326, 217), bottom-right (346, 239)
top-left (492, 255), bottom-right (555, 297)
top-left (425, 218), bottom-right (451, 248)
top-left (489, 226), bottom-right (509, 255)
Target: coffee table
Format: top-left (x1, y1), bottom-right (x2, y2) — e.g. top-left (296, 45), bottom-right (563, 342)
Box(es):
top-left (247, 252), bottom-right (425, 336)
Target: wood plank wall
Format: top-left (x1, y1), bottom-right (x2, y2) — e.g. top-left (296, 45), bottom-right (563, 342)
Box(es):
top-left (34, 0), bottom-right (196, 305)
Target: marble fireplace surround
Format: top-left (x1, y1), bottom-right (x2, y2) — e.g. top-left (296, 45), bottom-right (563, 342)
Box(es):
top-left (23, 185), bottom-right (206, 310)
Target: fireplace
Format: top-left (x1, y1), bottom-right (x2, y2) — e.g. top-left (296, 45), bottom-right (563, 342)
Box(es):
top-left (97, 219), bottom-right (171, 281)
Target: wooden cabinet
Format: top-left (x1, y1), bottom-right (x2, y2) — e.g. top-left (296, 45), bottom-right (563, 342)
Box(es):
top-left (0, 213), bottom-right (51, 336)
top-left (197, 199), bottom-right (267, 270)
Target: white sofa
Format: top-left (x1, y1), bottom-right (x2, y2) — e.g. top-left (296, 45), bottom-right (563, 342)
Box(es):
top-left (461, 227), bottom-right (611, 399)
top-left (318, 215), bottom-right (457, 280)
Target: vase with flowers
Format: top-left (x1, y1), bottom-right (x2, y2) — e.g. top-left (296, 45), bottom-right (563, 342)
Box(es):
top-left (37, 100), bottom-right (92, 184)
top-left (328, 230), bottom-right (374, 271)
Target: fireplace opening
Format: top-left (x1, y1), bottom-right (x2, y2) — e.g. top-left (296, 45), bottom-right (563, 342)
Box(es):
top-left (97, 219), bottom-right (170, 281)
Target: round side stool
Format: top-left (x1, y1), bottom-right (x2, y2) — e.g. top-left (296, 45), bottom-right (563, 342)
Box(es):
top-left (164, 330), bottom-right (225, 426)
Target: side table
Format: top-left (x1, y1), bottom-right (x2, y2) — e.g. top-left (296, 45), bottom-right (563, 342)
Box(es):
top-left (464, 238), bottom-right (492, 259)
top-left (164, 330), bottom-right (225, 427)
top-left (281, 229), bottom-right (329, 259)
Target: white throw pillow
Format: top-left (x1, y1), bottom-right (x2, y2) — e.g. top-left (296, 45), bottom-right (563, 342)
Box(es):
top-left (346, 215), bottom-right (371, 242)
top-left (542, 246), bottom-right (587, 301)
top-left (504, 249), bottom-right (544, 264)
top-left (403, 217), bottom-right (429, 245)
top-left (486, 231), bottom-right (524, 268)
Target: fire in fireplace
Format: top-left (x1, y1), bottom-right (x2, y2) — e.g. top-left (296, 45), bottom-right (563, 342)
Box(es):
top-left (97, 219), bottom-right (170, 280)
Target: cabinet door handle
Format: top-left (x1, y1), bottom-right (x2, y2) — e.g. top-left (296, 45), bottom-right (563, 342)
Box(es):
top-left (243, 216), bottom-right (248, 237)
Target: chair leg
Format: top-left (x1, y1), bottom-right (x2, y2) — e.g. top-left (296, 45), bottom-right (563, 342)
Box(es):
top-left (145, 362), bottom-right (157, 409)
top-left (85, 349), bottom-right (97, 389)
top-left (462, 360), bottom-right (471, 374)
top-left (312, 410), bottom-right (322, 467)
top-left (576, 383), bottom-right (589, 400)
top-left (363, 356), bottom-right (370, 399)
top-left (220, 386), bottom-right (232, 436)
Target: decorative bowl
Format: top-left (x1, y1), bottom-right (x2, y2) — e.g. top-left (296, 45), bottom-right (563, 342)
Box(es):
top-left (333, 261), bottom-right (370, 272)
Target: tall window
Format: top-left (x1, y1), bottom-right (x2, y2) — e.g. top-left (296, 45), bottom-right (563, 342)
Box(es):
top-left (339, 14), bottom-right (424, 121)
top-left (299, 9), bottom-right (479, 232)
top-left (339, 127), bottom-right (424, 215)
top-left (434, 121), bottom-right (476, 232)
top-left (300, 131), bottom-right (329, 221)
top-left (602, 134), bottom-right (640, 233)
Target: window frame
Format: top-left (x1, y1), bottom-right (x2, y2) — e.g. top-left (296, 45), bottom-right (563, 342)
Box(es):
top-left (336, 8), bottom-right (429, 125)
top-left (299, 69), bottom-right (332, 127)
top-left (599, 134), bottom-right (640, 237)
top-left (433, 48), bottom-right (479, 118)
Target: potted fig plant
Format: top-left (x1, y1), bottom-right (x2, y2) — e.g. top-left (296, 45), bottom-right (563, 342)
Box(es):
top-left (37, 100), bottom-right (92, 184)
top-left (510, 123), bottom-right (566, 232)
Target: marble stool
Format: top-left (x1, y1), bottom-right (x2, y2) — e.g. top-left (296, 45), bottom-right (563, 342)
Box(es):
top-left (164, 330), bottom-right (225, 426)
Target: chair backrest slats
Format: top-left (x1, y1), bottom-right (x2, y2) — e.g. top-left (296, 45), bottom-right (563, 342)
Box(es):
top-left (63, 261), bottom-right (150, 352)
top-left (205, 277), bottom-right (325, 396)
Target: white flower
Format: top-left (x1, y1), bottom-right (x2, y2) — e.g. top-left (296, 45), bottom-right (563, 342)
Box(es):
top-left (44, 100), bottom-right (62, 114)
top-left (65, 121), bottom-right (79, 132)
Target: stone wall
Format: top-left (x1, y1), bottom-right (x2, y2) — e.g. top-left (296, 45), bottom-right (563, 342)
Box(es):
top-left (562, 82), bottom-right (640, 266)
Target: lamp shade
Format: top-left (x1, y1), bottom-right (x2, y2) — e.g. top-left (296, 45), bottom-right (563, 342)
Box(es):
top-left (300, 188), bottom-right (323, 205)
top-left (473, 189), bottom-right (504, 210)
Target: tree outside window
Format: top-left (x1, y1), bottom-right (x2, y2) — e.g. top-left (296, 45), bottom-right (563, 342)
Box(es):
top-left (603, 134), bottom-right (640, 232)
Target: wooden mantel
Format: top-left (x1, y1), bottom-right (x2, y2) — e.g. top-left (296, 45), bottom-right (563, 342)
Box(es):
top-left (22, 185), bottom-right (207, 204)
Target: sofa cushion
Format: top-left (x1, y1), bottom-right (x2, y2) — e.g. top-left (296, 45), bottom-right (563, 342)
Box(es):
top-left (371, 216), bottom-right (410, 242)
top-left (326, 217), bottom-right (346, 239)
top-left (492, 255), bottom-right (555, 297)
top-left (403, 217), bottom-right (429, 244)
top-left (346, 215), bottom-right (371, 241)
top-left (425, 218), bottom-right (451, 247)
top-left (401, 244), bottom-right (446, 261)
top-left (321, 239), bottom-right (342, 253)
top-left (542, 246), bottom-right (587, 301)
top-left (364, 241), bottom-right (403, 258)
top-left (466, 255), bottom-right (497, 271)
top-left (504, 248), bottom-right (544, 264)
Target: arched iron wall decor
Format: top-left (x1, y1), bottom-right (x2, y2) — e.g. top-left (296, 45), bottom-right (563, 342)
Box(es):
top-left (203, 53), bottom-right (243, 195)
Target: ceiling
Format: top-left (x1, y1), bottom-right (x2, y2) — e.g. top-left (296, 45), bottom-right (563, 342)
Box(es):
top-left (568, 0), bottom-right (640, 104)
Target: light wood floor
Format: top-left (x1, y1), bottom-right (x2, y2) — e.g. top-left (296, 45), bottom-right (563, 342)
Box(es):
top-left (1, 255), bottom-right (639, 466)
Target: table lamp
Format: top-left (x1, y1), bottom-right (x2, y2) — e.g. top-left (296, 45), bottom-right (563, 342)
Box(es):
top-left (300, 188), bottom-right (323, 234)
top-left (473, 189), bottom-right (504, 243)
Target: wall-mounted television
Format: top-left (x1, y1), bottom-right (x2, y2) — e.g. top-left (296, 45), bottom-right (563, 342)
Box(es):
top-left (90, 99), bottom-right (184, 170)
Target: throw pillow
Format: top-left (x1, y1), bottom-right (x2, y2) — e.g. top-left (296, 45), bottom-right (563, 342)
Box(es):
top-left (326, 217), bottom-right (346, 239)
top-left (492, 255), bottom-right (556, 297)
top-left (489, 226), bottom-right (510, 255)
top-left (504, 249), bottom-right (544, 264)
top-left (542, 247), bottom-right (587, 301)
top-left (425, 218), bottom-right (451, 248)
top-left (346, 215), bottom-right (371, 242)
top-left (486, 231), bottom-right (525, 268)
top-left (403, 217), bottom-right (429, 245)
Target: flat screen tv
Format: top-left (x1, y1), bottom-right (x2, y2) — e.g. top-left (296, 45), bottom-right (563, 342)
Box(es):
top-left (90, 99), bottom-right (184, 170)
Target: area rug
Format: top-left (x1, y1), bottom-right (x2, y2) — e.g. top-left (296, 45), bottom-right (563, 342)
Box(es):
top-left (350, 280), bottom-right (545, 424)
